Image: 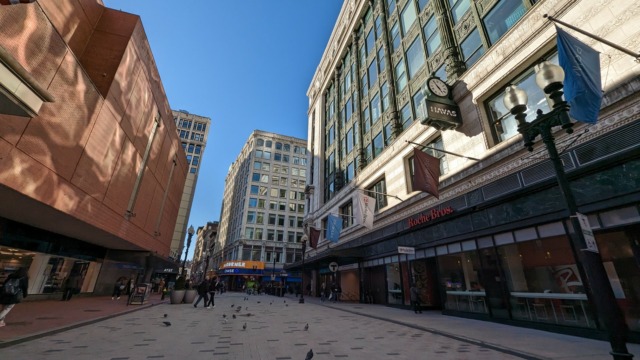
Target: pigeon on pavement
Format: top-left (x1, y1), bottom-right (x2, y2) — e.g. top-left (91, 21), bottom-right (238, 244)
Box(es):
top-left (232, 314), bottom-right (236, 319)
top-left (304, 323), bottom-right (309, 331)
top-left (162, 321), bottom-right (171, 326)
top-left (223, 314), bottom-right (227, 318)
top-left (242, 322), bottom-right (247, 330)
top-left (305, 348), bottom-right (314, 360)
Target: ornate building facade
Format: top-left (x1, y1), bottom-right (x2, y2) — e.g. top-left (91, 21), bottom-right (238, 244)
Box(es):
top-left (298, 0), bottom-right (640, 340)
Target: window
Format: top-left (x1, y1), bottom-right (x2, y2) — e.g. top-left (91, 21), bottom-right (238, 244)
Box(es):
top-left (375, 16), bottom-right (383, 39)
top-left (283, 144), bottom-right (290, 151)
top-left (274, 153), bottom-right (282, 161)
top-left (297, 204), bottom-right (305, 213)
top-left (400, 1), bottom-right (417, 35)
top-left (381, 82), bottom-right (389, 112)
top-left (345, 69), bottom-right (352, 92)
top-left (406, 37), bottom-right (425, 79)
top-left (279, 201), bottom-right (287, 211)
top-left (252, 173), bottom-right (261, 182)
top-left (270, 201), bottom-right (278, 210)
top-left (195, 145), bottom-right (201, 154)
top-left (390, 22), bottom-right (401, 52)
top-left (449, 0), bottom-right (470, 24)
top-left (247, 211), bottom-right (256, 224)
top-left (486, 53), bottom-right (558, 143)
top-left (257, 139), bottom-right (264, 147)
top-left (384, 122), bottom-right (394, 145)
top-left (250, 185), bottom-right (259, 195)
top-left (260, 174), bottom-right (269, 183)
top-left (263, 151), bottom-right (271, 160)
top-left (277, 215), bottom-right (285, 226)
top-left (483, 0), bottom-right (526, 45)
top-left (267, 230), bottom-right (275, 241)
top-left (346, 128), bottom-right (354, 154)
top-left (412, 88), bottom-right (426, 120)
top-left (288, 231), bottom-right (296, 243)
top-left (377, 47), bottom-right (386, 73)
top-left (328, 125), bottom-right (335, 145)
top-left (417, 0), bottom-right (430, 11)
top-left (265, 140), bottom-right (272, 148)
top-left (187, 144), bottom-right (195, 153)
top-left (460, 28), bottom-right (484, 67)
top-left (254, 161), bottom-right (262, 170)
top-left (275, 142), bottom-right (282, 150)
top-left (371, 93), bottom-right (381, 124)
top-left (361, 73), bottom-right (369, 96)
top-left (401, 103), bottom-right (413, 130)
top-left (368, 178), bottom-right (388, 211)
top-left (386, 0), bottom-right (396, 15)
top-left (258, 199), bottom-right (265, 208)
top-left (423, 16), bottom-right (441, 55)
top-left (346, 98), bottom-right (353, 121)
top-left (363, 142), bottom-right (372, 162)
top-left (255, 228), bottom-right (263, 240)
top-left (341, 202), bottom-right (354, 228)
top-left (363, 106), bottom-right (371, 132)
top-left (373, 132), bottom-right (384, 158)
top-left (280, 189), bottom-right (287, 198)
top-left (270, 188), bottom-right (279, 197)
top-left (366, 29), bottom-right (375, 57)
top-left (368, 61), bottom-right (378, 87)
top-left (268, 214), bottom-right (277, 225)
top-left (245, 228), bottom-right (254, 239)
top-left (346, 162), bottom-right (355, 183)
top-left (259, 186), bottom-right (268, 196)
top-left (248, 198), bottom-right (257, 208)
top-left (395, 60), bottom-right (407, 92)
top-left (262, 163), bottom-right (270, 172)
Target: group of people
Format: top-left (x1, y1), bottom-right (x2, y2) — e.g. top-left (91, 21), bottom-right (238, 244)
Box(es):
top-left (320, 282), bottom-right (342, 303)
top-left (193, 276), bottom-right (221, 308)
top-left (0, 268), bottom-right (29, 327)
top-left (111, 276), bottom-right (136, 300)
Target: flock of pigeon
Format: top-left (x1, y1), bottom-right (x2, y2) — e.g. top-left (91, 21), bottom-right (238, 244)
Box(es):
top-left (161, 298), bottom-right (313, 359)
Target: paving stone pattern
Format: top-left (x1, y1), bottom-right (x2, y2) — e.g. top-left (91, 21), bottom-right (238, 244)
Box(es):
top-left (0, 293), bottom-right (518, 360)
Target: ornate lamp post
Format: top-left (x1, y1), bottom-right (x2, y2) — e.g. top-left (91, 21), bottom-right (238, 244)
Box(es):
top-left (299, 234), bottom-right (308, 304)
top-left (503, 61), bottom-right (631, 359)
top-left (181, 225), bottom-right (195, 276)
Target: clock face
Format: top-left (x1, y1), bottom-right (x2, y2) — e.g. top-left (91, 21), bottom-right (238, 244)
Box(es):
top-left (428, 78), bottom-right (449, 97)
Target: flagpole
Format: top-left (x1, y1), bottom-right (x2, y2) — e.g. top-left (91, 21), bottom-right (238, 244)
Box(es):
top-left (544, 14), bottom-right (640, 61)
top-left (405, 140), bottom-right (481, 161)
top-left (355, 188), bottom-right (404, 202)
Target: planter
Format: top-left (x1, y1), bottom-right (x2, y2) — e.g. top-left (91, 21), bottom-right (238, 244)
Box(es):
top-left (184, 289), bottom-right (198, 304)
top-left (169, 290), bottom-right (185, 304)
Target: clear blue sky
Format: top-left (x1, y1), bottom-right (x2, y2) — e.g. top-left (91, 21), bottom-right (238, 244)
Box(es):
top-left (103, 1), bottom-right (343, 259)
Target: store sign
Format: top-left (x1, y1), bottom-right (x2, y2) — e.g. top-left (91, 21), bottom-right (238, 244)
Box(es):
top-left (397, 246), bottom-right (415, 255)
top-left (220, 260), bottom-right (265, 270)
top-left (408, 206), bottom-right (454, 228)
top-left (573, 212), bottom-right (599, 253)
top-left (422, 101), bottom-right (462, 130)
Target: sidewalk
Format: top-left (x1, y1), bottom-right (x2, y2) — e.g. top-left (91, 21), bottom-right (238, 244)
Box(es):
top-left (0, 292), bottom-right (638, 359)
top-left (0, 292), bottom-right (167, 347)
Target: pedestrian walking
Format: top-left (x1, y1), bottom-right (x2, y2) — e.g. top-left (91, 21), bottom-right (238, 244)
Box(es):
top-left (61, 271), bottom-right (82, 301)
top-left (206, 277), bottom-right (217, 308)
top-left (320, 282), bottom-right (326, 302)
top-left (0, 267), bottom-right (29, 327)
top-left (410, 284), bottom-right (422, 314)
top-left (193, 276), bottom-right (210, 308)
top-left (112, 277), bottom-right (126, 300)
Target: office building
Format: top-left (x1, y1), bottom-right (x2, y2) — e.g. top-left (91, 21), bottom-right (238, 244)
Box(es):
top-left (297, 0), bottom-right (640, 341)
top-left (214, 130), bottom-right (307, 290)
top-left (171, 110), bottom-right (211, 262)
top-left (0, 1), bottom-right (187, 296)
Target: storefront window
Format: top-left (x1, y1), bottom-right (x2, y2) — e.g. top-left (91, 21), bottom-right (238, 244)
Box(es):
top-left (438, 250), bottom-right (486, 313)
top-left (386, 263), bottom-right (403, 305)
top-left (497, 235), bottom-right (594, 328)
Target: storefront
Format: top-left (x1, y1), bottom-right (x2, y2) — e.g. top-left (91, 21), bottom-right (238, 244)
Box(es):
top-left (217, 260), bottom-right (265, 291)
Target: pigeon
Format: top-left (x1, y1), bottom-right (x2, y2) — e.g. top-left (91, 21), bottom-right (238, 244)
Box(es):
top-left (242, 322), bottom-right (247, 330)
top-left (162, 321), bottom-right (171, 326)
top-left (163, 314), bottom-right (168, 318)
top-left (257, 301), bottom-right (261, 304)
top-left (232, 314), bottom-right (236, 319)
top-left (305, 348), bottom-right (314, 360)
top-left (270, 302), bottom-right (272, 306)
top-left (231, 304), bottom-right (235, 308)
top-left (223, 314), bottom-right (227, 318)
top-left (286, 304), bottom-right (289, 307)
top-left (304, 323), bottom-right (309, 331)
top-left (284, 300), bottom-right (286, 303)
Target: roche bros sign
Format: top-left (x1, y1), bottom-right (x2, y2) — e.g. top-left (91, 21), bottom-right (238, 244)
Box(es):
top-left (408, 206), bottom-right (454, 228)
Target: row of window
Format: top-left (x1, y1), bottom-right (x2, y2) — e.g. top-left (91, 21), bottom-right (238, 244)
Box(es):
top-left (243, 227), bottom-right (306, 244)
top-left (175, 118), bottom-right (208, 132)
top-left (246, 212), bottom-right (305, 227)
top-left (255, 139), bottom-right (307, 154)
top-left (255, 150), bottom-right (308, 165)
top-left (179, 130), bottom-right (205, 142)
top-left (181, 143), bottom-right (203, 154)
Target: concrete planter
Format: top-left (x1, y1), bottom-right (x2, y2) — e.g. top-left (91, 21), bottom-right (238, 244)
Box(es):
top-left (169, 290), bottom-right (185, 304)
top-left (184, 289), bottom-right (198, 304)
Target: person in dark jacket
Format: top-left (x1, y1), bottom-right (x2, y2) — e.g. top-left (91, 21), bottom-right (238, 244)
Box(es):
top-left (193, 276), bottom-right (210, 308)
top-left (205, 277), bottom-right (217, 308)
top-left (0, 267), bottom-right (29, 327)
top-left (61, 272), bottom-right (82, 301)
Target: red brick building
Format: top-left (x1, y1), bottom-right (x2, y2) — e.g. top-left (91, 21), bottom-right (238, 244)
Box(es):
top-left (0, 0), bottom-right (187, 296)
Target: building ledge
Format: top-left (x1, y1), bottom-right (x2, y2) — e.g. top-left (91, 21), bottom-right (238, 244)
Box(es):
top-left (0, 45), bottom-right (54, 117)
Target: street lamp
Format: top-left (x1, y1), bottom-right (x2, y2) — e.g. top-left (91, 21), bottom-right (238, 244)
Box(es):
top-left (503, 61), bottom-right (632, 359)
top-left (299, 234), bottom-right (308, 304)
top-left (203, 250), bottom-right (210, 278)
top-left (181, 225), bottom-right (195, 276)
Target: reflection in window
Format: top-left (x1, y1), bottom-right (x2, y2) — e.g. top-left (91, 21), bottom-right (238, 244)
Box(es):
top-left (390, 22), bottom-right (401, 52)
top-left (400, 1), bottom-right (417, 35)
top-left (395, 60), bottom-right (407, 92)
top-left (460, 28), bottom-right (485, 67)
top-left (423, 16), bottom-right (441, 55)
top-left (406, 37), bottom-right (425, 79)
top-left (368, 177), bottom-right (387, 211)
top-left (373, 132), bottom-right (384, 158)
top-left (449, 0), bottom-right (470, 24)
top-left (483, 0), bottom-right (526, 45)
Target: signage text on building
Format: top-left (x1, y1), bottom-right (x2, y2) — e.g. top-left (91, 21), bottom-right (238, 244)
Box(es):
top-left (408, 207), bottom-right (454, 228)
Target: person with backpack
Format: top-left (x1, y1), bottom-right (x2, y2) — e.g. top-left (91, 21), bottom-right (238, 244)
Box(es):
top-left (0, 267), bottom-right (29, 327)
top-left (205, 276), bottom-right (217, 308)
top-left (193, 276), bottom-right (210, 308)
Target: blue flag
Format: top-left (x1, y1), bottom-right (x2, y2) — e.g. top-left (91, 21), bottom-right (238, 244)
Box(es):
top-left (556, 26), bottom-right (602, 124)
top-left (326, 214), bottom-right (343, 243)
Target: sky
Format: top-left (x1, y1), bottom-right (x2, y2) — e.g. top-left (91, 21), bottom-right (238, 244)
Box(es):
top-left (103, 1), bottom-right (344, 259)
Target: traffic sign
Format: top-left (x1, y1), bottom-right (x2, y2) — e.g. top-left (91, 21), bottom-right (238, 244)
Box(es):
top-left (329, 262), bottom-right (339, 272)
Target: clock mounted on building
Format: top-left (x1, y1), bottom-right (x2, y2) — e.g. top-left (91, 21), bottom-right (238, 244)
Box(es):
top-left (427, 77), bottom-right (449, 98)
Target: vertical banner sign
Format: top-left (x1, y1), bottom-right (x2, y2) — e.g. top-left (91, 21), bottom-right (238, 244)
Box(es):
top-left (309, 227), bottom-right (321, 249)
top-left (326, 214), bottom-right (343, 243)
top-left (354, 192), bottom-right (376, 229)
top-left (556, 26), bottom-right (602, 124)
top-left (412, 148), bottom-right (441, 198)
top-left (573, 212), bottom-right (599, 253)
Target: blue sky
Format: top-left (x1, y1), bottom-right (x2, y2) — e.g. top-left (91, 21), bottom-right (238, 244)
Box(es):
top-left (103, 1), bottom-right (343, 259)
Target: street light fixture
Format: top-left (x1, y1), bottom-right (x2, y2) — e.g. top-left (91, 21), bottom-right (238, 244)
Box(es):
top-left (503, 61), bottom-right (631, 359)
top-left (299, 234), bottom-right (308, 304)
top-left (181, 225), bottom-right (195, 276)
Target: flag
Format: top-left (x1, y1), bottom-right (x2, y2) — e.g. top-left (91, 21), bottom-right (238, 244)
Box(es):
top-left (326, 214), bottom-right (343, 243)
top-left (309, 227), bottom-right (320, 249)
top-left (412, 148), bottom-right (440, 198)
top-left (353, 192), bottom-right (376, 229)
top-left (556, 26), bottom-right (602, 124)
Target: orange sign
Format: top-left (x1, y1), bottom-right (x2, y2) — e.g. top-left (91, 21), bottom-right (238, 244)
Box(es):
top-left (220, 260), bottom-right (265, 270)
